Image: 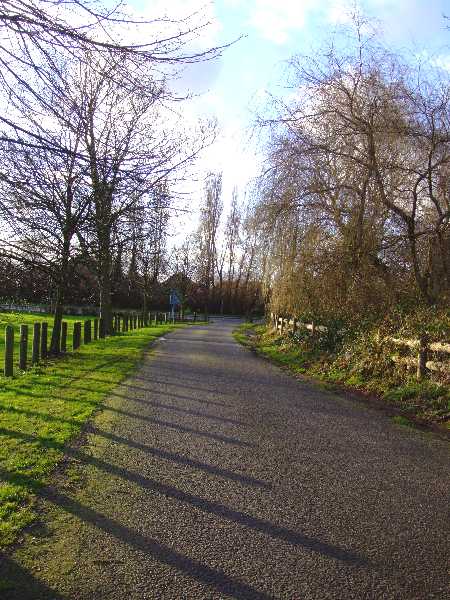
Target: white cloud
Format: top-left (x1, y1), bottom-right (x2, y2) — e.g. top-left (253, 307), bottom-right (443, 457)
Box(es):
top-left (327, 0), bottom-right (356, 25)
top-left (247, 0), bottom-right (316, 45)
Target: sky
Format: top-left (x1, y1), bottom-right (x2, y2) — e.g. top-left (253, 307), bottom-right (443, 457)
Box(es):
top-left (125, 0), bottom-right (450, 237)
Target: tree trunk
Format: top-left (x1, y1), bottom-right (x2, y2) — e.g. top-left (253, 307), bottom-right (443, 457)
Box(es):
top-left (98, 222), bottom-right (113, 335)
top-left (50, 234), bottom-right (71, 355)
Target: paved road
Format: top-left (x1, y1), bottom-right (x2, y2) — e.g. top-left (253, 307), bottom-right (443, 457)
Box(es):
top-left (3, 320), bottom-right (449, 599)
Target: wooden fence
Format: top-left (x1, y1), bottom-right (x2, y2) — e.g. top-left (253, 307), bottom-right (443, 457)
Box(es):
top-left (270, 313), bottom-right (328, 335)
top-left (270, 313), bottom-right (450, 381)
top-left (2, 310), bottom-right (194, 377)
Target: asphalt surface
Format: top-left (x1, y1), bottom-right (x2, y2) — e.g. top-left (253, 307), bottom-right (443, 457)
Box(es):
top-left (3, 319), bottom-right (449, 599)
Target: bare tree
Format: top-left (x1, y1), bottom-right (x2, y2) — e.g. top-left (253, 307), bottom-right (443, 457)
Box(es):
top-left (195, 172), bottom-right (223, 315)
top-left (0, 125), bottom-right (90, 352)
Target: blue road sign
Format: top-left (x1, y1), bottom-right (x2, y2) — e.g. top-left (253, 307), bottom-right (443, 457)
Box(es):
top-left (169, 289), bottom-right (182, 307)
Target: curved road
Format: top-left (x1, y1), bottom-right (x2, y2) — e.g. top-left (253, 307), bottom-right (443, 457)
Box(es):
top-left (3, 319), bottom-right (449, 599)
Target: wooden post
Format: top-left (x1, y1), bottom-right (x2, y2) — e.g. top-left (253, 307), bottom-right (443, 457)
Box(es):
top-left (311, 321), bottom-right (315, 336)
top-left (73, 322), bottom-right (81, 350)
top-left (84, 320), bottom-right (91, 344)
top-left (164, 312), bottom-right (167, 323)
top-left (417, 335), bottom-right (428, 380)
top-left (93, 319), bottom-right (98, 340)
top-left (19, 324), bottom-right (28, 371)
top-left (99, 318), bottom-right (105, 339)
top-left (41, 322), bottom-right (48, 359)
top-left (61, 322), bottom-right (67, 352)
top-left (4, 325), bottom-right (14, 376)
top-left (32, 323), bottom-right (41, 365)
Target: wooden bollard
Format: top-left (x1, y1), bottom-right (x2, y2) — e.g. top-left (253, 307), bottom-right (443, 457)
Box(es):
top-left (61, 322), bottom-right (67, 352)
top-left (99, 318), bottom-right (105, 339)
top-left (32, 323), bottom-right (41, 365)
top-left (417, 335), bottom-right (428, 380)
top-left (41, 322), bottom-right (48, 359)
top-left (4, 325), bottom-right (14, 376)
top-left (164, 313), bottom-right (167, 323)
top-left (84, 320), bottom-right (91, 344)
top-left (19, 324), bottom-right (28, 370)
top-left (73, 322), bottom-right (81, 350)
top-left (93, 318), bottom-right (98, 340)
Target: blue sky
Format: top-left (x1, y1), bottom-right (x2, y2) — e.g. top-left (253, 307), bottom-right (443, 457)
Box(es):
top-left (126, 0), bottom-right (450, 232)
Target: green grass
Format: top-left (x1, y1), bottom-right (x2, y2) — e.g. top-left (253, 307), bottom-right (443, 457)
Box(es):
top-left (391, 415), bottom-right (417, 429)
top-left (0, 312), bottom-right (93, 371)
top-left (0, 321), bottom-right (191, 548)
top-left (234, 323), bottom-right (450, 429)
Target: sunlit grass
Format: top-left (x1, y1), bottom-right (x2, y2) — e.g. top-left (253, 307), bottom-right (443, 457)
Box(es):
top-left (0, 322), bottom-right (187, 548)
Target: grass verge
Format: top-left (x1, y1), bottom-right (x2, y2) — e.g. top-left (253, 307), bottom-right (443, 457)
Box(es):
top-left (234, 323), bottom-right (449, 432)
top-left (0, 322), bottom-right (190, 549)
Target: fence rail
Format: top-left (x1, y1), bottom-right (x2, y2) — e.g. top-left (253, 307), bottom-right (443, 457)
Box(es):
top-left (2, 310), bottom-right (196, 377)
top-left (270, 313), bottom-right (449, 381)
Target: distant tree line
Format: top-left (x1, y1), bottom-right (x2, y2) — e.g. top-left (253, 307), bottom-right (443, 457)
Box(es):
top-left (172, 173), bottom-right (266, 317)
